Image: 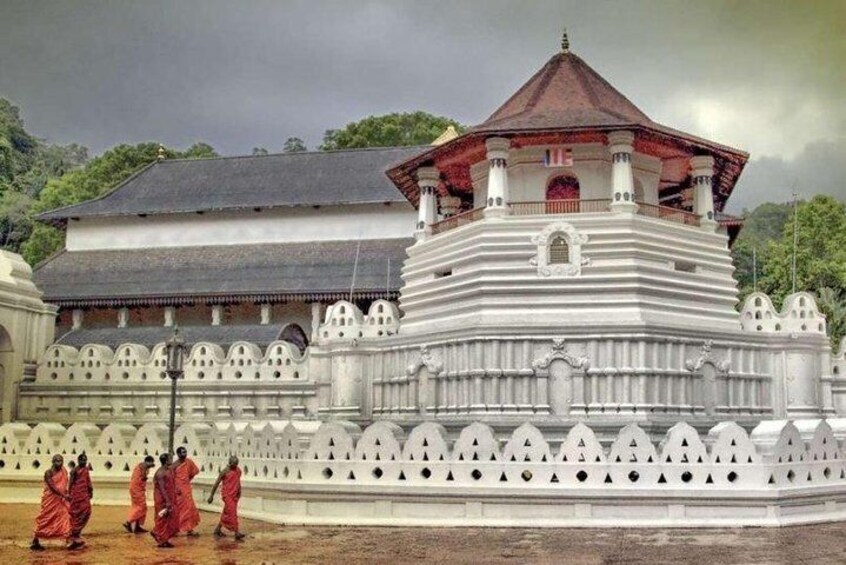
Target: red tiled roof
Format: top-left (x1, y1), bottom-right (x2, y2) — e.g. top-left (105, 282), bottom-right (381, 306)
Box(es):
top-left (473, 52), bottom-right (652, 133)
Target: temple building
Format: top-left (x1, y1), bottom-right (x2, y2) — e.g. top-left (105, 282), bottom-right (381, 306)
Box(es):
top-left (6, 36), bottom-right (840, 432)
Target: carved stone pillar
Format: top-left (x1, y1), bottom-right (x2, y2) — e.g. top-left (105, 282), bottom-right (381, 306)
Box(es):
top-left (211, 305), bottom-right (223, 326)
top-left (260, 303), bottom-right (271, 325)
top-left (164, 307), bottom-right (175, 327)
top-left (484, 137), bottom-right (511, 218)
top-left (310, 302), bottom-right (322, 342)
top-left (608, 130), bottom-right (637, 211)
top-left (415, 166), bottom-right (439, 240)
top-left (72, 309), bottom-right (84, 330)
top-left (690, 155), bottom-right (716, 230)
top-left (117, 307), bottom-right (129, 328)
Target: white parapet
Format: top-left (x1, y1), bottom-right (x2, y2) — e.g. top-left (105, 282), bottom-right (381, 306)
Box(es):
top-left (4, 418), bottom-right (846, 527)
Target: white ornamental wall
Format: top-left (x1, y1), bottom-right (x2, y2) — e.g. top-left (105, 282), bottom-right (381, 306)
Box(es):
top-left (4, 418), bottom-right (846, 527)
top-left (65, 203), bottom-right (416, 251)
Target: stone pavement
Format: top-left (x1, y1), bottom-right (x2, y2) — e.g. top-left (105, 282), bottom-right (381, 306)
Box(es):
top-left (0, 503), bottom-right (843, 564)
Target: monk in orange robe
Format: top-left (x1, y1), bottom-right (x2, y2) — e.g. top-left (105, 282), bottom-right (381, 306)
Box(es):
top-left (174, 446), bottom-right (201, 536)
top-left (68, 452), bottom-right (93, 543)
top-left (208, 455), bottom-right (245, 540)
top-left (123, 455), bottom-right (155, 534)
top-left (151, 452), bottom-right (180, 548)
top-left (31, 454), bottom-right (77, 550)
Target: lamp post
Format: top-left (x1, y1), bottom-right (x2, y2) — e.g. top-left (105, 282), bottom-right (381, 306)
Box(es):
top-left (164, 327), bottom-right (188, 456)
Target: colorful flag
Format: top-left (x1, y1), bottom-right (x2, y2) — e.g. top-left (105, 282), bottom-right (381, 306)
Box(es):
top-left (544, 148), bottom-right (573, 167)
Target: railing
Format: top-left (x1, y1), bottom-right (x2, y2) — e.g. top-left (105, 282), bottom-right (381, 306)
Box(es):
top-left (636, 202), bottom-right (701, 227)
top-left (430, 206), bottom-right (485, 235)
top-left (508, 199), bottom-right (611, 216)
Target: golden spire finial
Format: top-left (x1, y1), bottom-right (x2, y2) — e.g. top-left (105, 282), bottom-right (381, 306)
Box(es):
top-left (157, 144), bottom-right (166, 161)
top-left (561, 28), bottom-right (570, 53)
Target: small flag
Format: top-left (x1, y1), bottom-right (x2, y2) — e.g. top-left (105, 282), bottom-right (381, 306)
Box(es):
top-left (544, 148), bottom-right (573, 167)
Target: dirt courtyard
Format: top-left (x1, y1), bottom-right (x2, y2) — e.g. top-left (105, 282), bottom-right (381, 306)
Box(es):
top-left (2, 503), bottom-right (846, 564)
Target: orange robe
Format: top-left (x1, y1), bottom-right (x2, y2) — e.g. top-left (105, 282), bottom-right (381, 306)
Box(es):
top-left (219, 466), bottom-right (242, 532)
top-left (127, 463), bottom-right (148, 524)
top-left (174, 458), bottom-right (200, 532)
top-left (152, 467), bottom-right (179, 544)
top-left (33, 467), bottom-right (71, 540)
top-left (69, 465), bottom-right (92, 537)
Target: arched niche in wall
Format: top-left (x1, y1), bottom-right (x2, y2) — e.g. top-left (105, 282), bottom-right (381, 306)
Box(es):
top-left (530, 222), bottom-right (589, 277)
top-left (545, 174), bottom-right (581, 214)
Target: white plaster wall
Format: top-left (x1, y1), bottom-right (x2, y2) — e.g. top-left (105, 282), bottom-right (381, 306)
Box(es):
top-left (65, 202), bottom-right (417, 251)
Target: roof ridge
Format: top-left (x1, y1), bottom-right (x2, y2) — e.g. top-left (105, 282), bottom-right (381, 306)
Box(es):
top-left (160, 144), bottom-right (430, 163)
top-left (568, 53), bottom-right (650, 122)
top-left (482, 54), bottom-right (562, 122)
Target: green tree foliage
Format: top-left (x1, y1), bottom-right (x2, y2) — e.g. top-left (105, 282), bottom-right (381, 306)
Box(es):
top-left (754, 196), bottom-right (846, 346)
top-left (283, 137), bottom-right (307, 153)
top-left (731, 202), bottom-right (792, 298)
top-left (0, 98), bottom-right (90, 252)
top-left (22, 141), bottom-right (217, 265)
top-left (320, 112), bottom-right (463, 150)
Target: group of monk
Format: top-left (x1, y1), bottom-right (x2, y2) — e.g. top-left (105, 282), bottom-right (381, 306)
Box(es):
top-left (31, 446), bottom-right (244, 551)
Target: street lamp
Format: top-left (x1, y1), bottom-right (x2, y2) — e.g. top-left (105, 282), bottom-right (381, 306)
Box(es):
top-left (164, 327), bottom-right (188, 456)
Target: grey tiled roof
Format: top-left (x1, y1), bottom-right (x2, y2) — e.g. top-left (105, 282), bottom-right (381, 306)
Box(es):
top-left (40, 146), bottom-right (426, 221)
top-left (55, 324), bottom-right (290, 349)
top-left (34, 239), bottom-right (412, 306)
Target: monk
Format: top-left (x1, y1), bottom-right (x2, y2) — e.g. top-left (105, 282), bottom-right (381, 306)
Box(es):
top-left (151, 452), bottom-right (179, 548)
top-left (31, 454), bottom-right (78, 551)
top-left (68, 452), bottom-right (93, 544)
top-left (123, 455), bottom-right (155, 534)
top-left (173, 446), bottom-right (201, 536)
top-left (207, 455), bottom-right (245, 540)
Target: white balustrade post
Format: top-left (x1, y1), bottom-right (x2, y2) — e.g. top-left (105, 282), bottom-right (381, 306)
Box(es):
top-left (117, 307), bottom-right (129, 328)
top-left (484, 137), bottom-right (511, 218)
top-left (72, 309), bottom-right (84, 330)
top-left (211, 305), bottom-right (223, 326)
top-left (310, 302), bottom-right (322, 342)
top-left (260, 303), bottom-right (271, 325)
top-left (608, 130), bottom-right (637, 212)
top-left (690, 155), bottom-right (717, 230)
top-left (164, 306), bottom-right (175, 327)
top-left (415, 166), bottom-right (439, 240)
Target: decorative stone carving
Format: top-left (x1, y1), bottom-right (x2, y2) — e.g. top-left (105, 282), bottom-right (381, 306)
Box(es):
top-left (406, 345), bottom-right (444, 376)
top-left (529, 222), bottom-right (589, 277)
top-left (532, 338), bottom-right (590, 371)
top-left (684, 340), bottom-right (730, 375)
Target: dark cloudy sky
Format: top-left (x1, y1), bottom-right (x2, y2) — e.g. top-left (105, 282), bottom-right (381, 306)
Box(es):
top-left (1, 0), bottom-right (844, 211)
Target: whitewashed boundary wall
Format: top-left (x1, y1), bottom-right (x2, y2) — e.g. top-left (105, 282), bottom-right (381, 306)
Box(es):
top-left (17, 291), bottom-right (844, 425)
top-left (3, 418), bottom-right (846, 526)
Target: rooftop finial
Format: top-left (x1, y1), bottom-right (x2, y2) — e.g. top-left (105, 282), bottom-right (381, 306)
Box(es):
top-left (561, 28), bottom-right (570, 53)
top-left (157, 144), bottom-right (166, 161)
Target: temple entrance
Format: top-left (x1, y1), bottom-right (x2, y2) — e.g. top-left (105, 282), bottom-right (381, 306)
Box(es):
top-left (546, 175), bottom-right (580, 214)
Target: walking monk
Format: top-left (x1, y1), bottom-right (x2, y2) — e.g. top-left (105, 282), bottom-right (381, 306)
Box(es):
top-left (207, 455), bottom-right (245, 540)
top-left (151, 452), bottom-right (180, 548)
top-left (31, 454), bottom-right (78, 551)
top-left (174, 446), bottom-right (201, 536)
top-left (68, 452), bottom-right (93, 544)
top-left (123, 455), bottom-right (155, 533)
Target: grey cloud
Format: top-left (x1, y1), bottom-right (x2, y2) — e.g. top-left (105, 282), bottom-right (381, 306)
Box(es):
top-left (0, 0), bottom-right (843, 210)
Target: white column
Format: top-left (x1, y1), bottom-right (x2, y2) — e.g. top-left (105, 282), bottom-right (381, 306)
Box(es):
top-left (164, 307), bottom-right (175, 327)
top-left (71, 309), bottom-right (84, 330)
top-left (484, 137), bottom-right (510, 218)
top-left (310, 302), bottom-right (322, 342)
top-left (415, 166), bottom-right (439, 240)
top-left (608, 130), bottom-right (637, 211)
top-left (117, 307), bottom-right (129, 328)
top-left (260, 303), bottom-right (271, 325)
top-left (211, 305), bottom-right (223, 326)
top-left (690, 155), bottom-right (717, 230)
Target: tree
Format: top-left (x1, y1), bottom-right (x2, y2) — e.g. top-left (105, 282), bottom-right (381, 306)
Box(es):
top-left (319, 112), bottom-right (463, 150)
top-left (252, 147), bottom-right (269, 156)
top-left (757, 195), bottom-right (846, 346)
top-left (731, 202), bottom-right (792, 299)
top-left (22, 141), bottom-right (217, 265)
top-left (283, 137), bottom-right (306, 153)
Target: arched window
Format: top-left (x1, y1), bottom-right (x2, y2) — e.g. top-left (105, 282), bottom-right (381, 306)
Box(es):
top-left (549, 235), bottom-right (570, 264)
top-left (546, 175), bottom-right (580, 214)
